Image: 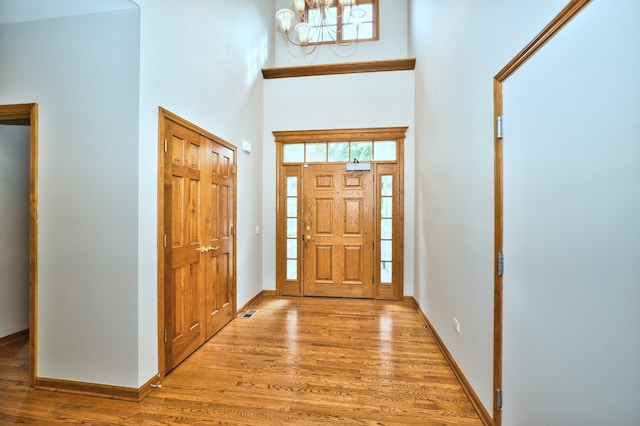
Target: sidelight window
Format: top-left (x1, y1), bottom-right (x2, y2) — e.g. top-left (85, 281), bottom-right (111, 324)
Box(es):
top-left (286, 176), bottom-right (299, 279)
top-left (380, 175), bottom-right (393, 284)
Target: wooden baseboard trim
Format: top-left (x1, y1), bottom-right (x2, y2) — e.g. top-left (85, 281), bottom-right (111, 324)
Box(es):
top-left (138, 374), bottom-right (162, 401)
top-left (238, 290), bottom-right (277, 314)
top-left (406, 297), bottom-right (494, 426)
top-left (0, 329), bottom-right (29, 346)
top-left (35, 374), bottom-right (162, 402)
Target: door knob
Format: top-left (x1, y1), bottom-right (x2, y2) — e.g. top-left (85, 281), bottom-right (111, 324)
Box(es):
top-left (206, 246), bottom-right (219, 251)
top-left (305, 235), bottom-right (313, 241)
top-left (196, 246), bottom-right (208, 253)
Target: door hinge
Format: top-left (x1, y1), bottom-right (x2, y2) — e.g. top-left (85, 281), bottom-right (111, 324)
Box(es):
top-left (497, 388), bottom-right (503, 411)
top-left (497, 252), bottom-right (504, 277)
top-left (230, 225), bottom-right (235, 236)
top-left (232, 165), bottom-right (236, 174)
top-left (163, 329), bottom-right (167, 343)
top-left (497, 116), bottom-right (504, 139)
top-left (163, 234), bottom-right (167, 248)
top-left (164, 139), bottom-right (168, 153)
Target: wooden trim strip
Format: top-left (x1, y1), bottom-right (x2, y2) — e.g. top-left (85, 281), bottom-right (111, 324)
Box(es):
top-left (262, 58), bottom-right (416, 79)
top-left (35, 374), bottom-right (161, 402)
top-left (492, 78), bottom-right (504, 426)
top-left (495, 0), bottom-right (591, 82)
top-left (156, 109), bottom-right (166, 381)
top-left (0, 103), bottom-right (33, 120)
top-left (406, 296), bottom-right (493, 426)
top-left (238, 290), bottom-right (276, 314)
top-left (138, 374), bottom-right (162, 401)
top-left (29, 104), bottom-right (39, 387)
top-left (0, 329), bottom-right (29, 346)
top-left (273, 126), bottom-right (409, 143)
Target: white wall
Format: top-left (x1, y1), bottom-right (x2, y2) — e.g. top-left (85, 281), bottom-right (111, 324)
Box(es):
top-left (0, 8), bottom-right (141, 386)
top-left (411, 0), bottom-right (640, 421)
top-left (0, 0), bottom-right (136, 24)
top-left (263, 70), bottom-right (415, 294)
top-left (0, 125), bottom-right (30, 338)
top-left (409, 0), bottom-right (568, 414)
top-left (134, 0), bottom-right (273, 384)
top-left (1, 0), bottom-right (273, 389)
top-left (503, 1), bottom-right (640, 424)
top-left (273, 0), bottom-right (408, 66)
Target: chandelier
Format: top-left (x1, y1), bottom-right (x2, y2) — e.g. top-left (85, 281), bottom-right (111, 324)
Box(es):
top-left (275, 0), bottom-right (367, 55)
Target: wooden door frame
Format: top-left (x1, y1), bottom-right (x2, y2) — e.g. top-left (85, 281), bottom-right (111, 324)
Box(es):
top-left (492, 1), bottom-right (591, 424)
top-left (273, 126), bottom-right (407, 300)
top-left (157, 107), bottom-right (238, 379)
top-left (0, 103), bottom-right (39, 386)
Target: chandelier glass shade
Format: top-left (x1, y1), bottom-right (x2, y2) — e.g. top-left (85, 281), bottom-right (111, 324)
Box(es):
top-left (276, 0), bottom-right (367, 54)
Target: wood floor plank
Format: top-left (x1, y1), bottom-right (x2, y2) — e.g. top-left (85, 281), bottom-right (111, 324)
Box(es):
top-left (0, 296), bottom-right (483, 425)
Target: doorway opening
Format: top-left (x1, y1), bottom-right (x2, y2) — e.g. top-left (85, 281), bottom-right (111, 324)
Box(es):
top-left (0, 103), bottom-right (38, 385)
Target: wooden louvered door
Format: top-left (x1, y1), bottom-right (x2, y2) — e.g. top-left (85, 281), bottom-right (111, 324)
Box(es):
top-left (302, 164), bottom-right (374, 298)
top-left (162, 114), bottom-right (235, 374)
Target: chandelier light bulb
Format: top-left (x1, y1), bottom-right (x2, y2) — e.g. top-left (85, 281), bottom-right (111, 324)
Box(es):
top-left (293, 0), bottom-right (306, 14)
top-left (276, 0), bottom-right (364, 56)
top-left (295, 22), bottom-right (311, 45)
top-left (276, 8), bottom-right (295, 32)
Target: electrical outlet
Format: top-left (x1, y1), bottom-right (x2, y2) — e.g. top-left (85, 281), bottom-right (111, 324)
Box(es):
top-left (453, 317), bottom-right (460, 334)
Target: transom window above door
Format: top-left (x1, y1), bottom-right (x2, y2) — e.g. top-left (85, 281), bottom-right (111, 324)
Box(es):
top-left (283, 140), bottom-right (396, 163)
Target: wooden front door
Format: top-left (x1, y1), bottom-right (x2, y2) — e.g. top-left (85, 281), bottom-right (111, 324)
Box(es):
top-left (274, 128), bottom-right (406, 300)
top-left (302, 164), bottom-right (374, 298)
top-left (161, 111), bottom-right (236, 373)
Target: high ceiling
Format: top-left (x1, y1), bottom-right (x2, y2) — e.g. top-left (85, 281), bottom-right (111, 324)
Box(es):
top-left (0, 0), bottom-right (138, 24)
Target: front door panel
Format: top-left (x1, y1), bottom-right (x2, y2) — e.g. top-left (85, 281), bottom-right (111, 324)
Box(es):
top-left (303, 164), bottom-right (374, 298)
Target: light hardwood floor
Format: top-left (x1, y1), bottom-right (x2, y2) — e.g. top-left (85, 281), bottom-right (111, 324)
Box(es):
top-left (0, 296), bottom-right (482, 425)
